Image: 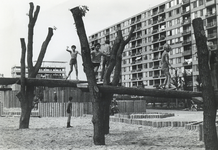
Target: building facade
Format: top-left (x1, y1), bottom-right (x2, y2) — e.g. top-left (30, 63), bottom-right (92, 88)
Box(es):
top-left (11, 61), bottom-right (67, 90)
top-left (89, 0), bottom-right (217, 91)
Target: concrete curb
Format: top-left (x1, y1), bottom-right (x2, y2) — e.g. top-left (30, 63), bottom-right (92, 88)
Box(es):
top-left (110, 116), bottom-right (193, 128)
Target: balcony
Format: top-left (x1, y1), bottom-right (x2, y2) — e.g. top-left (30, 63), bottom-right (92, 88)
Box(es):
top-left (182, 19), bottom-right (191, 25)
top-left (152, 20), bottom-right (158, 25)
top-left (131, 53), bottom-right (136, 56)
top-left (182, 0), bottom-right (190, 5)
top-left (153, 66), bottom-right (159, 69)
top-left (136, 35), bottom-right (142, 39)
top-left (181, 10), bottom-right (190, 15)
top-left (183, 61), bottom-right (192, 66)
top-left (182, 40), bottom-right (192, 46)
top-left (207, 33), bottom-right (217, 39)
top-left (159, 8), bottom-right (164, 14)
top-left (136, 27), bottom-right (141, 31)
top-left (206, 22), bottom-right (216, 29)
top-left (105, 32), bottom-right (110, 35)
top-left (137, 68), bottom-right (142, 72)
top-left (135, 52), bottom-right (142, 55)
top-left (136, 43), bottom-right (142, 47)
top-left (153, 75), bottom-right (159, 78)
top-left (182, 50), bottom-right (192, 56)
top-left (152, 47), bottom-right (158, 52)
top-left (152, 57), bottom-right (159, 61)
top-left (205, 12), bottom-right (216, 18)
top-left (131, 36), bottom-right (136, 40)
top-left (131, 21), bottom-right (135, 25)
top-left (131, 77), bottom-right (137, 81)
top-left (152, 11), bottom-right (158, 16)
top-left (160, 74), bottom-right (165, 77)
top-left (136, 18), bottom-right (141, 22)
top-left (182, 30), bottom-right (191, 36)
top-left (159, 46), bottom-right (163, 50)
top-left (152, 38), bottom-right (159, 43)
top-left (152, 29), bottom-right (158, 34)
top-left (131, 45), bottom-right (136, 48)
top-left (158, 18), bottom-right (165, 22)
top-left (159, 36), bottom-right (166, 41)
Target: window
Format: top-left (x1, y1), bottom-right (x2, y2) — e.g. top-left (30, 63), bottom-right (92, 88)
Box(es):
top-left (167, 30), bottom-right (172, 36)
top-left (148, 37), bottom-right (151, 42)
top-left (149, 80), bottom-right (153, 85)
top-left (168, 11), bottom-right (172, 17)
top-left (176, 8), bottom-right (180, 14)
top-left (194, 11), bottom-right (198, 18)
top-left (200, 10), bottom-right (203, 16)
top-left (199, 0), bottom-right (203, 6)
top-left (178, 57), bottom-right (181, 63)
top-left (169, 20), bottom-right (172, 27)
top-left (149, 71), bottom-right (153, 77)
top-left (148, 19), bottom-right (151, 25)
top-left (177, 18), bottom-right (180, 24)
top-left (144, 63), bottom-right (147, 68)
top-left (193, 1), bottom-right (197, 8)
top-left (149, 62), bottom-right (153, 68)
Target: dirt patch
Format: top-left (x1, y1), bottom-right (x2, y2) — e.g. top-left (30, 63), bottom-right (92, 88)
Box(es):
top-left (0, 115), bottom-right (204, 150)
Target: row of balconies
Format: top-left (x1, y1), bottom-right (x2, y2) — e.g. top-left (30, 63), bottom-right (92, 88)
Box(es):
top-left (131, 68), bottom-right (143, 73)
top-left (152, 36), bottom-right (166, 43)
top-left (151, 8), bottom-right (166, 17)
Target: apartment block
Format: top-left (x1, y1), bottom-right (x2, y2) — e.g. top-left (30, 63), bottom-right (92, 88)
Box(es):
top-left (89, 0), bottom-right (217, 91)
top-left (11, 61), bottom-right (67, 90)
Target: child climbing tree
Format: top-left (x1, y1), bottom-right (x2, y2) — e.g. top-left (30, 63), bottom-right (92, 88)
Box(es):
top-left (17, 2), bottom-right (54, 129)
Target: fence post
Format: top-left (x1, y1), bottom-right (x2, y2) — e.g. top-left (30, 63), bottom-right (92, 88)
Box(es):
top-left (61, 90), bottom-right (64, 117)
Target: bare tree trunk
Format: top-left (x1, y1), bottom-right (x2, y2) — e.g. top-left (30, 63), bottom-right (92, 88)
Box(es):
top-left (102, 93), bottom-right (113, 134)
top-left (103, 27), bottom-right (134, 134)
top-left (19, 86), bottom-right (34, 128)
top-left (70, 6), bottom-right (105, 145)
top-left (192, 18), bottom-right (218, 150)
top-left (18, 2), bottom-right (53, 129)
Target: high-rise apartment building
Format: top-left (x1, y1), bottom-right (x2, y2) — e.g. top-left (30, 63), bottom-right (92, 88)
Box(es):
top-left (89, 0), bottom-right (217, 91)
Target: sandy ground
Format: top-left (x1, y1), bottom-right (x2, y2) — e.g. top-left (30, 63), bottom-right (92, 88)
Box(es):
top-left (0, 110), bottom-right (205, 150)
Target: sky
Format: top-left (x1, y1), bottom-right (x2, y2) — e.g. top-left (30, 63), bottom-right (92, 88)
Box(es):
top-left (0, 0), bottom-right (163, 80)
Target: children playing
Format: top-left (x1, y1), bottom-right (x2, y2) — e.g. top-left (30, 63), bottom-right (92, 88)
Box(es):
top-left (66, 96), bottom-right (73, 128)
top-left (91, 43), bottom-right (107, 79)
top-left (160, 43), bottom-right (174, 89)
top-left (66, 45), bottom-right (81, 80)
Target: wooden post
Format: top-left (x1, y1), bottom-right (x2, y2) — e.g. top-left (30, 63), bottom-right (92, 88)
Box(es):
top-left (61, 90), bottom-right (64, 117)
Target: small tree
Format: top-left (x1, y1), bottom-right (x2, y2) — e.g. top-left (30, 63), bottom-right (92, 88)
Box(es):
top-left (17, 2), bottom-right (54, 129)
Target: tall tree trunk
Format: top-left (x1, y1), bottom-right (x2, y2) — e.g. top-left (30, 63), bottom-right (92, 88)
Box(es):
top-left (70, 6), bottom-right (105, 145)
top-left (192, 18), bottom-right (218, 150)
top-left (19, 86), bottom-right (34, 128)
top-left (102, 93), bottom-right (113, 134)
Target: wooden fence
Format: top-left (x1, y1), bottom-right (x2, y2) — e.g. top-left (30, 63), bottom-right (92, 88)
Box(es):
top-left (1, 100), bottom-right (146, 117)
top-left (2, 87), bottom-right (91, 108)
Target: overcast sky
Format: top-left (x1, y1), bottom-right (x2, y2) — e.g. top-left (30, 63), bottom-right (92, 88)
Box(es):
top-left (0, 0), bottom-right (163, 80)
